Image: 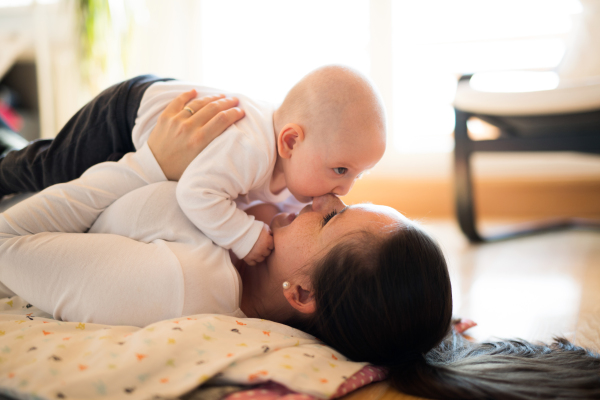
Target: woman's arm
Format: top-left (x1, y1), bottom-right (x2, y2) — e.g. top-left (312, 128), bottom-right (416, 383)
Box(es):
top-left (0, 144), bottom-right (172, 325)
top-left (0, 143), bottom-right (165, 237)
top-left (0, 91), bottom-right (244, 325)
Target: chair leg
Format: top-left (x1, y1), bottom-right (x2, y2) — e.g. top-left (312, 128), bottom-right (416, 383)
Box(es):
top-left (454, 110), bottom-right (483, 242)
top-left (453, 109), bottom-right (600, 242)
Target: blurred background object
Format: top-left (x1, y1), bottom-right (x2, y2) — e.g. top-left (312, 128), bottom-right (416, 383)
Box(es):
top-left (452, 0), bottom-right (600, 241)
top-left (0, 84), bottom-right (28, 156)
top-left (557, 0), bottom-right (600, 79)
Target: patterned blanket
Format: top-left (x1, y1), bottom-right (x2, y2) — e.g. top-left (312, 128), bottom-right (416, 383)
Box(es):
top-left (0, 296), bottom-right (386, 400)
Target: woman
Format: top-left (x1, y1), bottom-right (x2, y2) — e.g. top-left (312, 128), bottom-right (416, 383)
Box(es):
top-left (0, 79), bottom-right (598, 399)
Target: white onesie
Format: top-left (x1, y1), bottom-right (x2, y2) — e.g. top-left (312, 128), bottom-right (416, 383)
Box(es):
top-left (132, 81), bottom-right (306, 259)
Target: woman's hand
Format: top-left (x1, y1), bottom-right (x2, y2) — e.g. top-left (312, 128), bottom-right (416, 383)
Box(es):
top-left (148, 89), bottom-right (245, 181)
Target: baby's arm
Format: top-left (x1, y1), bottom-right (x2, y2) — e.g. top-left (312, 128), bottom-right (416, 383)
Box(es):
top-left (176, 129), bottom-right (272, 262)
top-left (244, 224), bottom-right (274, 265)
top-left (240, 196), bottom-right (308, 265)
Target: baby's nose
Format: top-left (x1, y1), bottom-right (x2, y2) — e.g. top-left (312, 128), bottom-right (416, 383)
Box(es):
top-left (312, 194), bottom-right (345, 213)
top-left (333, 186), bottom-right (350, 196)
top-left (332, 181), bottom-right (355, 196)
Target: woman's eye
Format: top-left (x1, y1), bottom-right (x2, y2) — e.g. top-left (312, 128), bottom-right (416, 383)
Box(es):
top-left (333, 167), bottom-right (347, 175)
top-left (321, 210), bottom-right (338, 226)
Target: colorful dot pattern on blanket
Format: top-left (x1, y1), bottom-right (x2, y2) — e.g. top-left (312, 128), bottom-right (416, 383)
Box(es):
top-left (0, 296), bottom-right (375, 400)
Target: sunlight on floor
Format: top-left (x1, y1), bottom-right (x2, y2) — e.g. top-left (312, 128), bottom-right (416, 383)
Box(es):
top-left (421, 219), bottom-right (600, 345)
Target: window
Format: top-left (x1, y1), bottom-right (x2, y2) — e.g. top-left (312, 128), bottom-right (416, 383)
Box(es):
top-left (391, 0), bottom-right (581, 153)
top-left (198, 0), bottom-right (370, 105)
top-left (129, 0), bottom-right (582, 156)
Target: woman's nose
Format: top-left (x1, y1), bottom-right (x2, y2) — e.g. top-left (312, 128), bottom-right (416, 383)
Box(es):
top-left (312, 194), bottom-right (345, 213)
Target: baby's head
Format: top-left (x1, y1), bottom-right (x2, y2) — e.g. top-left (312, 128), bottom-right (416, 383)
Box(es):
top-left (273, 65), bottom-right (386, 202)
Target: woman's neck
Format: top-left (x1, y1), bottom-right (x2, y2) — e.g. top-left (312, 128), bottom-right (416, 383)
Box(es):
top-left (236, 259), bottom-right (261, 318)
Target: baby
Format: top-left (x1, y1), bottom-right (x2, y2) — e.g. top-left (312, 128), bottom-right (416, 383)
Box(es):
top-left (131, 65), bottom-right (387, 265)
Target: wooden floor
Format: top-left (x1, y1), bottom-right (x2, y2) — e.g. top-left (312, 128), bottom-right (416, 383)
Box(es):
top-left (343, 220), bottom-right (600, 400)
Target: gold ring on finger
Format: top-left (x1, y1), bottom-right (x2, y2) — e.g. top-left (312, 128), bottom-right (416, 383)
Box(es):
top-left (184, 107), bottom-right (194, 116)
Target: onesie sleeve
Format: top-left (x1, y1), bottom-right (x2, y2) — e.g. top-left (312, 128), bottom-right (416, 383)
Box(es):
top-left (0, 142), bottom-right (166, 236)
top-left (176, 127), bottom-right (268, 259)
top-left (0, 143), bottom-right (183, 326)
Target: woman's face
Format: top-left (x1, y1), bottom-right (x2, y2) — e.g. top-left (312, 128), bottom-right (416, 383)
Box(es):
top-left (269, 195), bottom-right (403, 274)
top-left (240, 194), bottom-right (404, 319)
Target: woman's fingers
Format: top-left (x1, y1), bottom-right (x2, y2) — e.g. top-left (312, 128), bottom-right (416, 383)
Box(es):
top-left (179, 94), bottom-right (226, 119)
top-left (164, 89), bottom-right (198, 116)
top-left (147, 91), bottom-right (245, 181)
top-left (182, 95), bottom-right (245, 149)
top-left (198, 107), bottom-right (245, 146)
top-left (186, 96), bottom-right (241, 126)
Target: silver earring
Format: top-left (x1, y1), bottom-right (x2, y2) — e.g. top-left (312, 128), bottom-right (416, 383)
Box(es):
top-left (282, 281), bottom-right (290, 289)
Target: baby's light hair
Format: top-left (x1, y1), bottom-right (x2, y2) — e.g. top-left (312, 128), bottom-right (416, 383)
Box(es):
top-left (275, 65), bottom-right (386, 143)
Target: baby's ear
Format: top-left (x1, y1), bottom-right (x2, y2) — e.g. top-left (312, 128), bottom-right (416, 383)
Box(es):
top-left (277, 123), bottom-right (304, 159)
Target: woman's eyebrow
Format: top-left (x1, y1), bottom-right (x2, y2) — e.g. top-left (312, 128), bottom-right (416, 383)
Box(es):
top-left (323, 205), bottom-right (352, 229)
top-left (331, 205), bottom-right (351, 223)
top-left (335, 202), bottom-right (369, 220)
top-left (338, 205), bottom-right (350, 215)
top-left (327, 205), bottom-right (353, 226)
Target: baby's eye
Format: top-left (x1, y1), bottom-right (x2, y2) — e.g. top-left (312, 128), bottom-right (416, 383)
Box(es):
top-left (333, 167), bottom-right (348, 175)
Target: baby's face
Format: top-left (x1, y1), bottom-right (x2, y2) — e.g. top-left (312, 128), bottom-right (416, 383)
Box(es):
top-left (285, 129), bottom-right (386, 202)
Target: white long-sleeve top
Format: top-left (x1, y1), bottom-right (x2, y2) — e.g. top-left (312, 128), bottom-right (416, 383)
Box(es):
top-left (132, 82), bottom-right (306, 259)
top-left (0, 143), bottom-right (244, 327)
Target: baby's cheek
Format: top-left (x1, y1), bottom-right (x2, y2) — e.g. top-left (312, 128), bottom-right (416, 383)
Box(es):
top-left (291, 175), bottom-right (330, 200)
top-left (272, 234), bottom-right (310, 269)
top-left (287, 179), bottom-right (314, 202)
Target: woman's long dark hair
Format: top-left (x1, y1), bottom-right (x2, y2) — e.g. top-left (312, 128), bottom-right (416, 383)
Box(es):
top-left (289, 221), bottom-right (600, 399)
top-left (402, 331), bottom-right (600, 399)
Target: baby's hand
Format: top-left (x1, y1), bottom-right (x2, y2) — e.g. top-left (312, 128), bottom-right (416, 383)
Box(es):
top-left (243, 224), bottom-right (274, 266)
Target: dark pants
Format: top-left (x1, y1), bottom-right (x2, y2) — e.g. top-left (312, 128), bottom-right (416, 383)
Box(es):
top-left (0, 75), bottom-right (173, 196)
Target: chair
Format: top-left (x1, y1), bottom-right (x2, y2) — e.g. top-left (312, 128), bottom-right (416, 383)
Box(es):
top-left (452, 71), bottom-right (600, 242)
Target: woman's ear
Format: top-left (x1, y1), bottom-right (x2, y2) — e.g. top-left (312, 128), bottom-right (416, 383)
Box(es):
top-left (283, 281), bottom-right (316, 315)
top-left (277, 123), bottom-right (305, 159)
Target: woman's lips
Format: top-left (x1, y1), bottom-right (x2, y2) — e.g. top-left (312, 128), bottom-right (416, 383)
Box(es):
top-left (270, 212), bottom-right (297, 230)
top-left (286, 212), bottom-right (297, 223)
